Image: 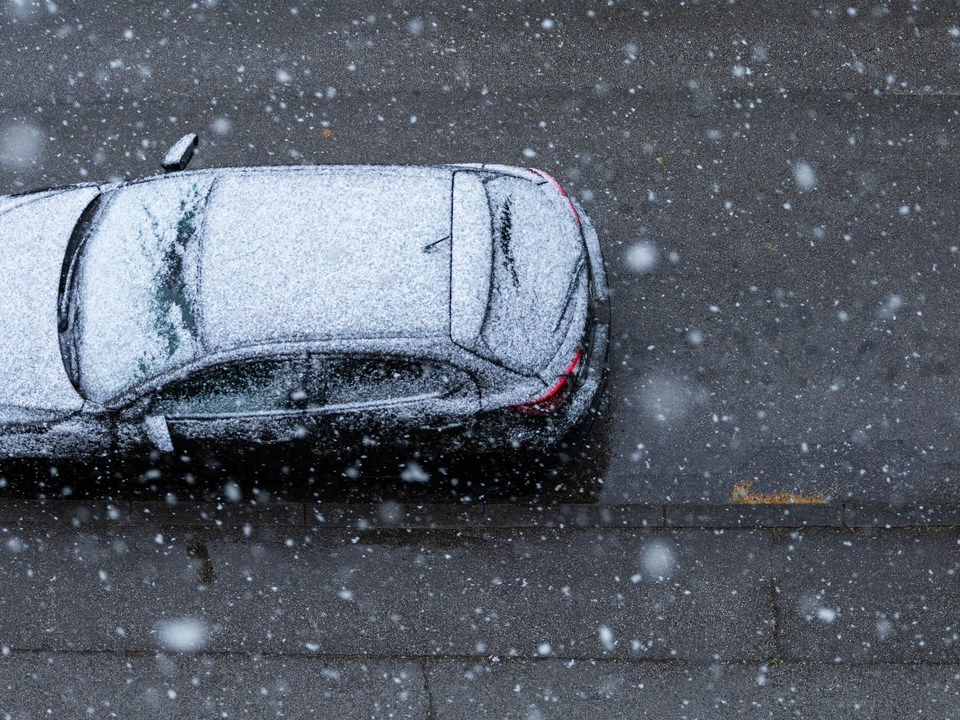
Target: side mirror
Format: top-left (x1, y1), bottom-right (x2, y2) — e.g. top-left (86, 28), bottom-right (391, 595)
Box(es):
top-left (161, 133), bottom-right (199, 172)
top-left (144, 415), bottom-right (174, 453)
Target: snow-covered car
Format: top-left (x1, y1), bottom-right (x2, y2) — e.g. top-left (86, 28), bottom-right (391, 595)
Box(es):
top-left (0, 135), bottom-right (609, 481)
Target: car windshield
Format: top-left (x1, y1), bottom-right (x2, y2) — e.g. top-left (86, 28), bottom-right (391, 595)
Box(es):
top-left (66, 175), bottom-right (213, 402)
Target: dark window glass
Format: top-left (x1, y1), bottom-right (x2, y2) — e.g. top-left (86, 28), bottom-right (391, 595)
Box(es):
top-left (152, 359), bottom-right (295, 416)
top-left (310, 356), bottom-right (462, 407)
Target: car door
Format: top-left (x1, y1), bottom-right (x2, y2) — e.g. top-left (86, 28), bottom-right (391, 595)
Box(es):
top-left (0, 405), bottom-right (113, 467)
top-left (146, 357), bottom-right (305, 468)
top-left (299, 354), bottom-right (480, 466)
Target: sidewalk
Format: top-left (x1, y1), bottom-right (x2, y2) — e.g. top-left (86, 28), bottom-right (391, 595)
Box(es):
top-left (2, 500), bottom-right (959, 717)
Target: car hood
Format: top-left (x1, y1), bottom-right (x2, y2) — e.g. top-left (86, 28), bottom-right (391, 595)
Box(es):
top-left (0, 187), bottom-right (99, 414)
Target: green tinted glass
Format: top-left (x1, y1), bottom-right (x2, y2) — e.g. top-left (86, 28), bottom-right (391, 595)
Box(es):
top-left (153, 360), bottom-right (294, 416)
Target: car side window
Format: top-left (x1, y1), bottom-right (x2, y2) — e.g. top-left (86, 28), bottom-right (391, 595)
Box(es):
top-left (152, 359), bottom-right (296, 416)
top-left (307, 355), bottom-right (464, 407)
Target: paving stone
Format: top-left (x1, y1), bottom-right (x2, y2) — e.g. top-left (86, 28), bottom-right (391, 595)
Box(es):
top-left (665, 503), bottom-right (842, 528)
top-left (0, 500), bottom-right (130, 525)
top-left (307, 501), bottom-right (483, 529)
top-left (845, 504), bottom-right (960, 528)
top-left (129, 501), bottom-right (303, 526)
top-left (0, 652), bottom-right (427, 720)
top-left (0, 526), bottom-right (773, 662)
top-left (773, 528), bottom-right (960, 663)
top-left (478, 503), bottom-right (663, 528)
top-left (427, 659), bottom-right (960, 719)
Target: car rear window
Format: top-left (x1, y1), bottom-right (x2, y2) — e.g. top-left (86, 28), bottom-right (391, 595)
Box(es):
top-left (480, 176), bottom-right (585, 375)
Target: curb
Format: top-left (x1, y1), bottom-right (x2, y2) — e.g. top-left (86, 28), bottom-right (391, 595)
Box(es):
top-left (3, 500), bottom-right (960, 530)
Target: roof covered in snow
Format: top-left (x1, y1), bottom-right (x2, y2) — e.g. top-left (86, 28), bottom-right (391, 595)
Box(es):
top-left (197, 166), bottom-right (455, 351)
top-left (72, 166), bottom-right (461, 401)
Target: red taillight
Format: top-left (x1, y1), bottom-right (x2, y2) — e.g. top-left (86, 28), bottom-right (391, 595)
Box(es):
top-left (527, 167), bottom-right (582, 230)
top-left (509, 347), bottom-right (583, 416)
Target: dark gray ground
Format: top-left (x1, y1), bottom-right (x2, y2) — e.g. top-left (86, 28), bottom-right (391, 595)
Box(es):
top-left (4, 501), bottom-right (960, 718)
top-left (3, 1), bottom-right (960, 716)
top-left (4, 0), bottom-right (960, 504)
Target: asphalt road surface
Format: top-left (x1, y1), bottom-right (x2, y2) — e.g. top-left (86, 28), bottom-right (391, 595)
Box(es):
top-left (3, 0), bottom-right (960, 504)
top-left (3, 1), bottom-right (960, 717)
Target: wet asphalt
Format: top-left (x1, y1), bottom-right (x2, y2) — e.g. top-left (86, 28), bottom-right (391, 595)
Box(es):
top-left (3, 1), bottom-right (960, 716)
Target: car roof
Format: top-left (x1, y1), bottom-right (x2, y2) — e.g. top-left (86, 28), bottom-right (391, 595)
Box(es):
top-left (191, 165), bottom-right (456, 350)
